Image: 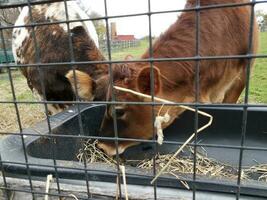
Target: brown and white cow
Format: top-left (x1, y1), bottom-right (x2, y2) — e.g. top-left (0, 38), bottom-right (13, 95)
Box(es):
top-left (12, 1), bottom-right (108, 114)
top-left (67, 0), bottom-right (259, 156)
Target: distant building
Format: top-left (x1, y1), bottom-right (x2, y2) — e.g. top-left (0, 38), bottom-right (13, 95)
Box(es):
top-left (114, 35), bottom-right (136, 41)
top-left (110, 22), bottom-right (136, 41)
top-left (110, 22), bottom-right (117, 40)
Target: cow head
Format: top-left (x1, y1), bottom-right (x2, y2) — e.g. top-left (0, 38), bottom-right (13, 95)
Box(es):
top-left (66, 63), bottom-right (164, 156)
top-left (98, 65), bottom-right (163, 155)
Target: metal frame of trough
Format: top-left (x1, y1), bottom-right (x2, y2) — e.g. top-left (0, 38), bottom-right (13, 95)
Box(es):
top-left (1, 0), bottom-right (267, 199)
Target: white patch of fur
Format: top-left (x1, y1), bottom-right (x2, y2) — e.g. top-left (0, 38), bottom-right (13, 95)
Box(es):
top-left (34, 5), bottom-right (43, 13)
top-left (70, 2), bottom-right (99, 47)
top-left (52, 30), bottom-right (57, 35)
top-left (44, 3), bottom-right (66, 24)
top-left (12, 6), bottom-right (29, 63)
top-left (44, 2), bottom-right (99, 46)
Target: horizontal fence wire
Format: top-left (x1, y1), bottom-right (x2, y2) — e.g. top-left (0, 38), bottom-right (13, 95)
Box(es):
top-left (1, 131), bottom-right (267, 151)
top-left (0, 0), bottom-right (266, 200)
top-left (1, 54), bottom-right (267, 68)
top-left (1, 100), bottom-right (267, 107)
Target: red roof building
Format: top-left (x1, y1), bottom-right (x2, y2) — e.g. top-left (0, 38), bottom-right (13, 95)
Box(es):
top-left (114, 35), bottom-right (136, 41)
top-left (111, 22), bottom-right (136, 41)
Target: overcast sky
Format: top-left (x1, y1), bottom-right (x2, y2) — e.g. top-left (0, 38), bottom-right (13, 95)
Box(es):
top-left (78, 0), bottom-right (267, 38)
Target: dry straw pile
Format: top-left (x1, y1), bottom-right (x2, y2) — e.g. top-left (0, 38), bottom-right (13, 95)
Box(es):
top-left (78, 139), bottom-right (267, 184)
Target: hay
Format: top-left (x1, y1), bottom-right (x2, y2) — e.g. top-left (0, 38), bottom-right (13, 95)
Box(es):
top-left (77, 139), bottom-right (117, 166)
top-left (78, 140), bottom-right (238, 179)
top-left (137, 147), bottom-right (240, 180)
top-left (244, 164), bottom-right (267, 182)
top-left (78, 141), bottom-right (267, 184)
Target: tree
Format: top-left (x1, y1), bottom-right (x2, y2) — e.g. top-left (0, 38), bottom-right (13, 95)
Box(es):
top-left (256, 10), bottom-right (267, 32)
top-left (88, 11), bottom-right (106, 41)
top-left (0, 8), bottom-right (20, 26)
top-left (71, 1), bottom-right (106, 41)
top-left (0, 8), bottom-right (19, 71)
top-left (0, 8), bottom-right (20, 48)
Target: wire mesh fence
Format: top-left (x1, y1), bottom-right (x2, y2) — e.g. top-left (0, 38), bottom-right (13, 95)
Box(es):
top-left (0, 0), bottom-right (267, 199)
top-left (99, 39), bottom-right (141, 52)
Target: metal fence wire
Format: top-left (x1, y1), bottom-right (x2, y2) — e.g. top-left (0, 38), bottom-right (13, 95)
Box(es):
top-left (0, 0), bottom-right (267, 199)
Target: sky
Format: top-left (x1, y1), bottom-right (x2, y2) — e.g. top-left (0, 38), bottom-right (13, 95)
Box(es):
top-left (78, 0), bottom-right (267, 39)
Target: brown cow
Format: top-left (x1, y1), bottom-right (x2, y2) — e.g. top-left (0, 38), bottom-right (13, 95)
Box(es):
top-left (12, 2), bottom-right (108, 115)
top-left (67, 0), bottom-right (259, 156)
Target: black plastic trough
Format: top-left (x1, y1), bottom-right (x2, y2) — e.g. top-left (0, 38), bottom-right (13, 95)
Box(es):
top-left (1, 104), bottom-right (267, 198)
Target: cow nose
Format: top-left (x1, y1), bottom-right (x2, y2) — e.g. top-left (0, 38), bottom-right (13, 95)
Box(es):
top-left (97, 142), bottom-right (126, 156)
top-left (97, 142), bottom-right (116, 156)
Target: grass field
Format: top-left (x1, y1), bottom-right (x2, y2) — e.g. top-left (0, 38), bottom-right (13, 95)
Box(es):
top-left (249, 32), bottom-right (267, 103)
top-left (0, 72), bottom-right (45, 133)
top-left (0, 34), bottom-right (267, 133)
top-left (110, 39), bottom-right (149, 60)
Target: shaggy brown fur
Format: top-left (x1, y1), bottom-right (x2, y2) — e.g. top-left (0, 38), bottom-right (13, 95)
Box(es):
top-left (13, 4), bottom-right (108, 114)
top-left (69, 0), bottom-right (259, 155)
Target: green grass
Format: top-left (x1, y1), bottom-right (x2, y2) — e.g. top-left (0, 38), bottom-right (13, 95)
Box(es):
top-left (110, 39), bottom-right (149, 60)
top-left (0, 71), bottom-right (36, 102)
top-left (249, 32), bottom-right (267, 103)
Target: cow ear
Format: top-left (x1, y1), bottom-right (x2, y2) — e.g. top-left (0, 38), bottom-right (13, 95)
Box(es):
top-left (65, 70), bottom-right (95, 100)
top-left (137, 66), bottom-right (161, 95)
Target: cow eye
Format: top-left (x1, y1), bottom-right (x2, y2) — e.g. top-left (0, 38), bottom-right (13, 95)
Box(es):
top-left (108, 106), bottom-right (126, 119)
top-left (115, 107), bottom-right (126, 119)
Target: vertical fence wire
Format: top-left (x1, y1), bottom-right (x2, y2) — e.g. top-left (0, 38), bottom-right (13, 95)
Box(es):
top-left (103, 0), bottom-right (123, 198)
top-left (61, 0), bottom-right (92, 198)
top-left (25, 0), bottom-right (62, 196)
top-left (192, 0), bottom-right (201, 199)
top-left (236, 1), bottom-right (257, 199)
top-left (147, 0), bottom-right (158, 199)
top-left (0, 26), bottom-right (11, 200)
top-left (0, 151), bottom-right (10, 199)
top-left (0, 19), bottom-right (36, 200)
